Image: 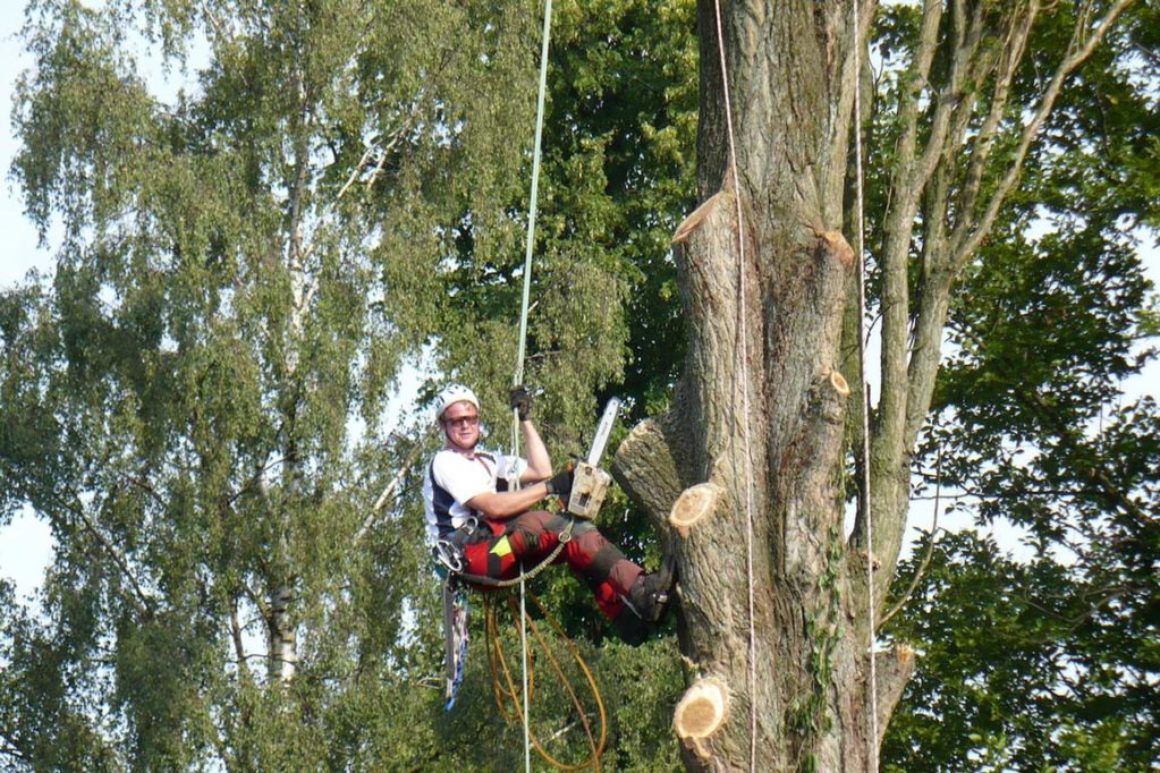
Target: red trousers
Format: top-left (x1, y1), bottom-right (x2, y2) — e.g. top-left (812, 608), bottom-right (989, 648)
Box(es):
top-left (461, 511), bottom-right (642, 620)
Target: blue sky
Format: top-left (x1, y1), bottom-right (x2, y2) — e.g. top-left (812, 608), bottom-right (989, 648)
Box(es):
top-left (0, 10), bottom-right (56, 602)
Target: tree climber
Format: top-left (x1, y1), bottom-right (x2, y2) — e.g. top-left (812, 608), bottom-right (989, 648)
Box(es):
top-left (423, 383), bottom-right (671, 643)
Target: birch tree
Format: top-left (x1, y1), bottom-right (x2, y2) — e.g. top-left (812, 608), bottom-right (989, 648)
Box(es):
top-left (2, 0), bottom-right (543, 767)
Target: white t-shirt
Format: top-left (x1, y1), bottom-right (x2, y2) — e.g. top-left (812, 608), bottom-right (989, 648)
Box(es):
top-left (422, 447), bottom-right (526, 545)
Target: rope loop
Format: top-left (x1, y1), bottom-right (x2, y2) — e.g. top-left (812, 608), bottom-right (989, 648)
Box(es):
top-left (485, 588), bottom-right (608, 770)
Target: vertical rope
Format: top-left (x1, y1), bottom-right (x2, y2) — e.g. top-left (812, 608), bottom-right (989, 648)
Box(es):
top-left (851, 2), bottom-right (880, 770)
top-left (709, 1), bottom-right (758, 769)
top-left (513, 0), bottom-right (553, 398)
top-left (519, 564), bottom-right (531, 773)
top-left (512, 4), bottom-right (553, 772)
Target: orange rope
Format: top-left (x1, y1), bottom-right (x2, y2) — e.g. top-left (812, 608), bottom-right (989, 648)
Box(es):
top-left (484, 591), bottom-right (607, 770)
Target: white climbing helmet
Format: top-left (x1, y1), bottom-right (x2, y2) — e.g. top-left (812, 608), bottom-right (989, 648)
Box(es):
top-left (433, 383), bottom-right (480, 422)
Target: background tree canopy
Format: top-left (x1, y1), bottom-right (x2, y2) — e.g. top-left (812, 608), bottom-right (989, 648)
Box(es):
top-left (0, 0), bottom-right (1155, 770)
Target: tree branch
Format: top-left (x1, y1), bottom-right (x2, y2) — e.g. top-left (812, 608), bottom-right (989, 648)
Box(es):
top-left (242, 580), bottom-right (270, 623)
top-left (881, 445), bottom-right (943, 629)
top-left (229, 594), bottom-right (251, 676)
top-left (874, 644), bottom-right (916, 747)
top-left (121, 473), bottom-right (170, 512)
top-left (911, 0), bottom-right (983, 203)
top-left (355, 431), bottom-right (434, 544)
top-left (612, 413), bottom-right (690, 527)
top-left (55, 493), bottom-right (154, 618)
top-left (875, 0), bottom-right (945, 457)
top-left (952, 0), bottom-right (1139, 269)
top-left (956, 3), bottom-right (1039, 227)
top-left (901, 0), bottom-right (997, 451)
top-left (336, 105), bottom-right (421, 200)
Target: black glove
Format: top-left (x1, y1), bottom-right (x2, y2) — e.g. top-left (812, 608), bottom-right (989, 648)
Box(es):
top-left (544, 465), bottom-right (574, 498)
top-left (510, 385), bottom-right (534, 422)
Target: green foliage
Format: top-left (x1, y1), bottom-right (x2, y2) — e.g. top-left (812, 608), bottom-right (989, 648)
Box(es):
top-left (3, 0), bottom-right (1156, 768)
top-left (873, 2), bottom-right (1158, 770)
top-left (380, 1), bottom-right (698, 443)
top-left (595, 637), bottom-right (685, 771)
top-left (2, 0), bottom-right (544, 767)
top-left (541, 0), bottom-right (697, 417)
top-left (1, 0), bottom-right (698, 766)
top-left (885, 519), bottom-right (1158, 771)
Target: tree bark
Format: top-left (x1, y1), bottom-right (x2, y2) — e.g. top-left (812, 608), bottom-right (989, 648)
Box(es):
top-left (615, 2), bottom-right (888, 769)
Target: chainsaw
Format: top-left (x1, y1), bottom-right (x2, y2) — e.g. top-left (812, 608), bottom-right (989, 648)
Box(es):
top-left (566, 396), bottom-right (620, 520)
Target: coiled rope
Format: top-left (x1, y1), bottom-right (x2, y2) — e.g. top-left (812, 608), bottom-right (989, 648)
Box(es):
top-left (484, 591), bottom-right (608, 770)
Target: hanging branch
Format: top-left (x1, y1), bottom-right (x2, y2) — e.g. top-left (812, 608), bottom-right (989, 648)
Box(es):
top-left (53, 493), bottom-right (155, 619)
top-left (354, 427), bottom-right (437, 544)
top-left (336, 107), bottom-right (421, 200)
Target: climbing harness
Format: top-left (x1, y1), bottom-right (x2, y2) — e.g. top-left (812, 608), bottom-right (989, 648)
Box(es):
top-left (438, 519), bottom-right (577, 590)
top-left (433, 517), bottom-right (477, 576)
top-left (436, 514), bottom-right (576, 711)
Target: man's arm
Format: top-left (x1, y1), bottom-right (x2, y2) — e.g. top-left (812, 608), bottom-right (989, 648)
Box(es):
top-left (518, 419), bottom-right (552, 482)
top-left (466, 481), bottom-right (553, 520)
top-left (508, 386), bottom-right (552, 483)
top-left (467, 460), bottom-right (573, 520)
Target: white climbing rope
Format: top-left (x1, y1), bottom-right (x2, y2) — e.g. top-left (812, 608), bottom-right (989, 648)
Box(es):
top-left (708, 1), bottom-right (758, 769)
top-left (511, 3), bottom-right (554, 772)
top-left (851, 2), bottom-right (880, 770)
top-left (512, 0), bottom-right (553, 404)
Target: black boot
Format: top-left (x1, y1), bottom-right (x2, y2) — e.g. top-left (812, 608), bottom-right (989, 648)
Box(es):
top-left (625, 563), bottom-right (674, 624)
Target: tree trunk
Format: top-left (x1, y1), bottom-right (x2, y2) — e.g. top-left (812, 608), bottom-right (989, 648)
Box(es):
top-left (614, 2), bottom-right (912, 768)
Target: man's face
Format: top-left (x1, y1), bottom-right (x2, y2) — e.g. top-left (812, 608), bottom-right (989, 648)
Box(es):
top-left (441, 400), bottom-right (480, 451)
